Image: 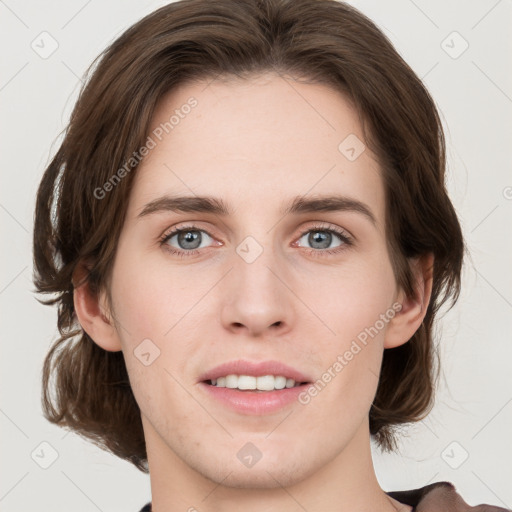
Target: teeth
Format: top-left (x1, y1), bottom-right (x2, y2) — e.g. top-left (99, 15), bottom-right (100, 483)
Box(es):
top-left (225, 374), bottom-right (238, 388)
top-left (274, 376), bottom-right (286, 389)
top-left (209, 374), bottom-right (301, 390)
top-left (258, 375), bottom-right (278, 391)
top-left (238, 375), bottom-right (257, 390)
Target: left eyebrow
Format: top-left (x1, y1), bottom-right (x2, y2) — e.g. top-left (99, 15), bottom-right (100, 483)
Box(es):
top-left (283, 195), bottom-right (377, 226)
top-left (137, 194), bottom-right (377, 226)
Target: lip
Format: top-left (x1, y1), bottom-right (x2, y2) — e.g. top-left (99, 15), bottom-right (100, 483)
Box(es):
top-left (198, 359), bottom-right (312, 384)
top-left (199, 382), bottom-right (310, 415)
top-left (197, 359), bottom-right (313, 416)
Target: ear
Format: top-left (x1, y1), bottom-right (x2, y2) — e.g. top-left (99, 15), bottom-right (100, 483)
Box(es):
top-left (384, 252), bottom-right (434, 349)
top-left (72, 261), bottom-right (122, 352)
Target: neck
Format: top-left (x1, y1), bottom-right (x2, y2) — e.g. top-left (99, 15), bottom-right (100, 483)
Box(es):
top-left (143, 416), bottom-right (405, 512)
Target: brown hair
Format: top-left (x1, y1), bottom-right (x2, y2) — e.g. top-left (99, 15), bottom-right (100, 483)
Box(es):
top-left (33, 0), bottom-right (464, 472)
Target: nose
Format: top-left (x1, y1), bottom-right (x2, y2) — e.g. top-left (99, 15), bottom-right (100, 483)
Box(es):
top-left (220, 243), bottom-right (295, 338)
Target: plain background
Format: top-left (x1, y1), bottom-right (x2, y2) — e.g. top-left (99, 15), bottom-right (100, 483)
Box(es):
top-left (1, 1), bottom-right (511, 511)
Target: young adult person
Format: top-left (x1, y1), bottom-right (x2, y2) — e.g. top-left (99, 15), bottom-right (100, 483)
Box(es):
top-left (33, 1), bottom-right (509, 510)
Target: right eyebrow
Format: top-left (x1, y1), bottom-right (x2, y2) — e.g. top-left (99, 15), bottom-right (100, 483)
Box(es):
top-left (138, 195), bottom-right (231, 218)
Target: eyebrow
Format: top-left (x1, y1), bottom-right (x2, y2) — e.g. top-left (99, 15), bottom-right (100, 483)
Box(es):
top-left (137, 194), bottom-right (377, 226)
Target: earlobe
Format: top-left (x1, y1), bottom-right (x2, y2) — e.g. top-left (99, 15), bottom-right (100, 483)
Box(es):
top-left (384, 253), bottom-right (434, 349)
top-left (72, 262), bottom-right (122, 352)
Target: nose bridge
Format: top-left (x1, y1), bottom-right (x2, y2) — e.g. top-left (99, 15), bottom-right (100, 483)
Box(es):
top-left (220, 231), bottom-right (294, 334)
top-left (233, 232), bottom-right (282, 301)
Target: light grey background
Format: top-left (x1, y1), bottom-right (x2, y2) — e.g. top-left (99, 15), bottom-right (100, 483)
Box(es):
top-left (1, 1), bottom-right (511, 511)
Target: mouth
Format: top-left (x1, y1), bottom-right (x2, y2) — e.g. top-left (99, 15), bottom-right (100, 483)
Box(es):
top-left (198, 359), bottom-right (312, 388)
top-left (198, 360), bottom-right (313, 414)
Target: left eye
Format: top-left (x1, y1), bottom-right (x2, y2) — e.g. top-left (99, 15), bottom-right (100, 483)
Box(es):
top-left (296, 229), bottom-right (348, 250)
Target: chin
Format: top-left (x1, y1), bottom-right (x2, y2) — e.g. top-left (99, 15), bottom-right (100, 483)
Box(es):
top-left (212, 466), bottom-right (308, 490)
top-left (191, 451), bottom-right (315, 490)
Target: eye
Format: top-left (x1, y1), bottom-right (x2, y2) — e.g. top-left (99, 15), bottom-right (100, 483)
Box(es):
top-left (159, 225), bottom-right (215, 257)
top-left (295, 224), bottom-right (353, 256)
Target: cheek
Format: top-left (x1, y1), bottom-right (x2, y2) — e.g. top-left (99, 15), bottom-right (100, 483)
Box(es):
top-left (312, 254), bottom-right (397, 342)
top-left (108, 248), bottom-right (211, 392)
top-left (300, 254), bottom-right (396, 403)
top-left (109, 247), bottom-right (199, 344)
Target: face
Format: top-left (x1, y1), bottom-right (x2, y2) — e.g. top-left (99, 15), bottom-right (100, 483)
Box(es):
top-left (106, 72), bottom-right (402, 488)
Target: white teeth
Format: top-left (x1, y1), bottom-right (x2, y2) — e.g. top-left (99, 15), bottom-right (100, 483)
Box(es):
top-left (225, 374), bottom-right (238, 388)
top-left (209, 374), bottom-right (300, 390)
top-left (274, 376), bottom-right (286, 389)
top-left (256, 375), bottom-right (275, 391)
top-left (238, 375), bottom-right (256, 390)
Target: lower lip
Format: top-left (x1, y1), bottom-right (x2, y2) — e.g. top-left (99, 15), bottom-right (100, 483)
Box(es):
top-left (199, 382), bottom-right (310, 415)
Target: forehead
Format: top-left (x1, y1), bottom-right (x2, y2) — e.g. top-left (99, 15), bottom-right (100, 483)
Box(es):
top-left (127, 72), bottom-right (385, 227)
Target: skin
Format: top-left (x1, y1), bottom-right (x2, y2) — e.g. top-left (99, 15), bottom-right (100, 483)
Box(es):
top-left (74, 72), bottom-right (433, 512)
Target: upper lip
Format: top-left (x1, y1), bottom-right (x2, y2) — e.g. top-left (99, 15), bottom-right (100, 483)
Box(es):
top-left (199, 360), bottom-right (312, 383)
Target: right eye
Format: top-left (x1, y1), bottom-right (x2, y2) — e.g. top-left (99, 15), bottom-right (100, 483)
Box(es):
top-left (159, 225), bottom-right (216, 257)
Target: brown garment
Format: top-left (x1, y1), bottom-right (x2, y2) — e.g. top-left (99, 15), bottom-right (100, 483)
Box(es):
top-left (387, 481), bottom-right (511, 512)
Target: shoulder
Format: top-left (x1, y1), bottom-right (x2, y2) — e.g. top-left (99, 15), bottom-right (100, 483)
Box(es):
top-left (387, 481), bottom-right (511, 512)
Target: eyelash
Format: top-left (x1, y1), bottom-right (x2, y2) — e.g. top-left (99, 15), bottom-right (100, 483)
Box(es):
top-left (158, 223), bottom-right (354, 259)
